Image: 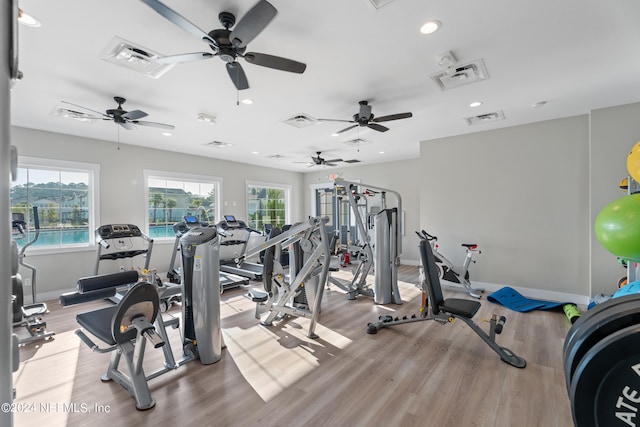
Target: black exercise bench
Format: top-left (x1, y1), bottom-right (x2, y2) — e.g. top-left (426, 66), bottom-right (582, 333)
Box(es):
top-left (367, 237), bottom-right (526, 368)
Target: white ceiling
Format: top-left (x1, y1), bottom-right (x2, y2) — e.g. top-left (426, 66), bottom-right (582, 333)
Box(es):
top-left (11, 0), bottom-right (640, 172)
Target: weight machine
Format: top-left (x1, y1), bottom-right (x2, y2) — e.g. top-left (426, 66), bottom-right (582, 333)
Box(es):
top-left (245, 216), bottom-right (332, 339)
top-left (167, 216), bottom-right (249, 292)
top-left (60, 225), bottom-right (223, 410)
top-left (332, 180), bottom-right (402, 305)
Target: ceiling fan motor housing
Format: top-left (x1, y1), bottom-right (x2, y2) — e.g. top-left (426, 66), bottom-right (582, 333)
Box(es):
top-left (208, 28), bottom-right (246, 62)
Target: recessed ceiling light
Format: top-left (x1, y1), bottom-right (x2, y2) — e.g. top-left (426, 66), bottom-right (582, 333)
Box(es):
top-left (162, 132), bottom-right (172, 136)
top-left (469, 101), bottom-right (483, 108)
top-left (420, 20), bottom-right (441, 35)
top-left (379, 151), bottom-right (385, 154)
top-left (241, 98), bottom-right (253, 105)
top-left (331, 133), bottom-right (340, 137)
top-left (18, 9), bottom-right (41, 27)
top-left (251, 151), bottom-right (259, 154)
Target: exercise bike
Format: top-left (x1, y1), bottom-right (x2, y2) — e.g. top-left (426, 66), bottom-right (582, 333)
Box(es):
top-left (416, 230), bottom-right (484, 299)
top-left (12, 207), bottom-right (55, 344)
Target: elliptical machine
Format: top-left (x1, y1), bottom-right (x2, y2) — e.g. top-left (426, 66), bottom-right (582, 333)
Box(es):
top-left (12, 206), bottom-right (54, 344)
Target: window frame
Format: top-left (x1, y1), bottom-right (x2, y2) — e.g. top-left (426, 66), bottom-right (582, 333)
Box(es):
top-left (11, 156), bottom-right (100, 254)
top-left (246, 180), bottom-right (291, 230)
top-left (143, 169), bottom-right (223, 241)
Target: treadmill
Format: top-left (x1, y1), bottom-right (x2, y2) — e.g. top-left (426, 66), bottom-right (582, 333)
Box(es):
top-left (168, 216), bottom-right (249, 291)
top-left (217, 215), bottom-right (264, 280)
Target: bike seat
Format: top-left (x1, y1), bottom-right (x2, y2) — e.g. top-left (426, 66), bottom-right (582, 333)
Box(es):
top-left (461, 243), bottom-right (478, 250)
top-left (22, 302), bottom-right (48, 317)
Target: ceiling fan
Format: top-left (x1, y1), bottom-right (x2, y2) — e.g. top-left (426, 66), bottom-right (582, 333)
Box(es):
top-left (60, 97), bottom-right (175, 130)
top-left (140, 0), bottom-right (307, 90)
top-left (319, 100), bottom-right (413, 134)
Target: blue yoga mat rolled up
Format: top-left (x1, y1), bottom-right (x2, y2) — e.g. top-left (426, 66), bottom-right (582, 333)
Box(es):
top-left (487, 286), bottom-right (569, 312)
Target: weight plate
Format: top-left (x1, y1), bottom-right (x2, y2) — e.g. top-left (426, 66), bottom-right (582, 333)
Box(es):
top-left (564, 294), bottom-right (640, 360)
top-left (563, 294), bottom-right (640, 392)
top-left (570, 325), bottom-right (640, 427)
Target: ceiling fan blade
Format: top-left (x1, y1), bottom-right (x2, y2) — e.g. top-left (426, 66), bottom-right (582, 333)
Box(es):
top-left (244, 53), bottom-right (306, 74)
top-left (368, 123), bottom-right (389, 132)
top-left (372, 112), bottom-right (413, 122)
top-left (156, 52), bottom-right (214, 64)
top-left (229, 0), bottom-right (277, 48)
top-left (119, 121), bottom-right (137, 130)
top-left (226, 62), bottom-right (249, 90)
top-left (336, 124), bottom-right (358, 134)
top-left (140, 0), bottom-right (217, 48)
top-left (132, 120), bottom-right (175, 130)
top-left (122, 110), bottom-right (148, 120)
top-left (60, 101), bottom-right (108, 118)
top-left (324, 158), bottom-right (343, 163)
top-left (317, 118), bottom-right (354, 123)
top-left (325, 163), bottom-right (338, 167)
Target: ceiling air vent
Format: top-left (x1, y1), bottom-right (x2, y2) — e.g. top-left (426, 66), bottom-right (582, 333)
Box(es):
top-left (204, 141), bottom-right (234, 148)
top-left (269, 154), bottom-right (285, 159)
top-left (368, 0), bottom-right (395, 9)
top-left (430, 59), bottom-right (489, 91)
top-left (100, 36), bottom-right (175, 79)
top-left (281, 113), bottom-right (318, 128)
top-left (465, 110), bottom-right (505, 126)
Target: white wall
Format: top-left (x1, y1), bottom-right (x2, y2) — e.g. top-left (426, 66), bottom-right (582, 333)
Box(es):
top-left (419, 116), bottom-right (590, 298)
top-left (14, 101), bottom-right (640, 301)
top-left (12, 126), bottom-right (305, 299)
top-left (303, 158), bottom-right (421, 264)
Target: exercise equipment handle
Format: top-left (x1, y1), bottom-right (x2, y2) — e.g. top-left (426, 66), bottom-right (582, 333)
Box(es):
top-left (19, 206), bottom-right (41, 255)
top-left (75, 330), bottom-right (117, 353)
top-left (143, 329), bottom-right (165, 349)
top-left (421, 230), bottom-right (437, 241)
top-left (75, 329), bottom-right (98, 351)
top-left (495, 316), bottom-right (506, 334)
top-left (32, 206), bottom-right (39, 230)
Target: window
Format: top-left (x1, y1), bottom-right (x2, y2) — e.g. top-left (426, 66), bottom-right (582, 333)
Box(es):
top-left (10, 157), bottom-right (100, 250)
top-left (247, 182), bottom-right (290, 231)
top-left (144, 170), bottom-right (222, 239)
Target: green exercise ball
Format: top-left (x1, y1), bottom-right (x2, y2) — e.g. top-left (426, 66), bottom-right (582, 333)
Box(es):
top-left (595, 193), bottom-right (640, 259)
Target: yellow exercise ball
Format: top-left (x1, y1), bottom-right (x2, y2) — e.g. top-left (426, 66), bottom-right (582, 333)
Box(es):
top-left (627, 140), bottom-right (640, 183)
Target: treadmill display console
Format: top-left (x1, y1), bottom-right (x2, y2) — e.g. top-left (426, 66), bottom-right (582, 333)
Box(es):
top-left (97, 224), bottom-right (142, 239)
top-left (184, 215), bottom-right (199, 225)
